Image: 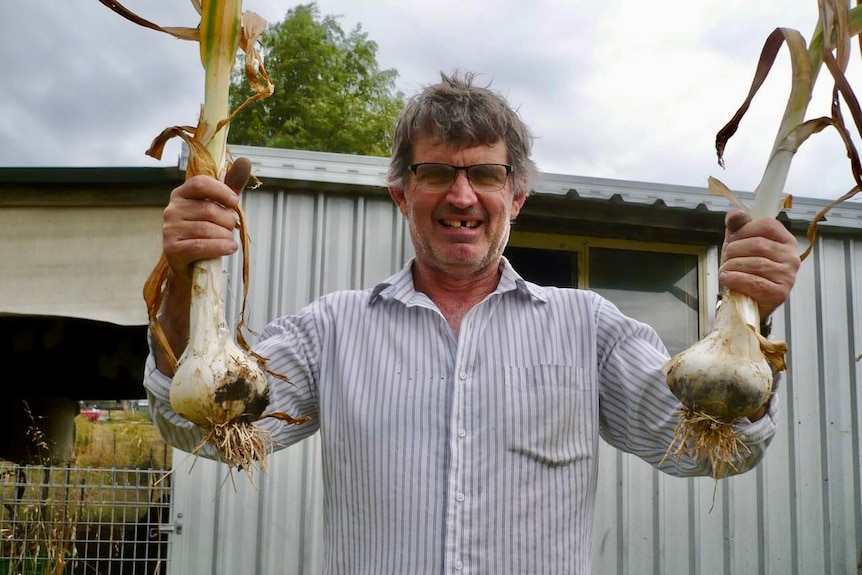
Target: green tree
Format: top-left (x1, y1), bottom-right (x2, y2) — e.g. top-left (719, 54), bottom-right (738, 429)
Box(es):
top-left (228, 2), bottom-right (404, 157)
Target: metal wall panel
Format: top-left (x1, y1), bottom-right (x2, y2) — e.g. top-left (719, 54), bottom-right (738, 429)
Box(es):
top-left (588, 233), bottom-right (862, 575)
top-left (167, 177), bottom-right (862, 574)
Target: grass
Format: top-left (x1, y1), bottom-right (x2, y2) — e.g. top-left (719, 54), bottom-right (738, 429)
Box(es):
top-left (73, 409), bottom-right (171, 470)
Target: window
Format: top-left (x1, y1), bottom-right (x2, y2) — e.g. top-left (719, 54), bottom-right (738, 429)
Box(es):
top-left (504, 246), bottom-right (577, 287)
top-left (505, 233), bottom-right (712, 356)
top-left (587, 248), bottom-right (698, 356)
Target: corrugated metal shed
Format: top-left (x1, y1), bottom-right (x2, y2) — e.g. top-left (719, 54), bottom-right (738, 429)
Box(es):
top-left (168, 145), bottom-right (862, 575)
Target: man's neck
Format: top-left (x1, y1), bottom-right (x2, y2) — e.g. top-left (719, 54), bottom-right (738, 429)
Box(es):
top-left (411, 260), bottom-right (502, 336)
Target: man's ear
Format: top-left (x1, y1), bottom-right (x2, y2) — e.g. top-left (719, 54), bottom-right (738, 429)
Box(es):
top-left (389, 186), bottom-right (408, 216)
top-left (510, 191), bottom-right (527, 220)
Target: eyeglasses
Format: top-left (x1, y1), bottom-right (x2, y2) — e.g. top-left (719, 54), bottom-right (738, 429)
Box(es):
top-left (408, 163), bottom-right (513, 193)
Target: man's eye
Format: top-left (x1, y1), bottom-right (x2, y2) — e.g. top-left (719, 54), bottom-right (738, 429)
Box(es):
top-left (470, 167), bottom-right (495, 182)
top-left (423, 168), bottom-right (451, 183)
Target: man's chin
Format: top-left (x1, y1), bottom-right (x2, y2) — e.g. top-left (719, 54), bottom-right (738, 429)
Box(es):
top-left (436, 253), bottom-right (498, 276)
top-left (440, 249), bottom-right (484, 268)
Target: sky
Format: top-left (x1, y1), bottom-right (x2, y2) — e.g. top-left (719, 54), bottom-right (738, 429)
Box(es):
top-left (3, 0), bottom-right (862, 203)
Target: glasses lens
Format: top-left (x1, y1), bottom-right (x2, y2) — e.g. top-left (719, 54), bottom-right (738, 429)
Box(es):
top-left (411, 163), bottom-right (510, 192)
top-left (414, 164), bottom-right (455, 190)
top-left (467, 164), bottom-right (508, 192)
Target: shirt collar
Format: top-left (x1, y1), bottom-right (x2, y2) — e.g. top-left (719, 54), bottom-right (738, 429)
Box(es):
top-left (370, 257), bottom-right (548, 305)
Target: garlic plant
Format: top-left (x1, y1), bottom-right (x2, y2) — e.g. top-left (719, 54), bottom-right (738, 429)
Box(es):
top-left (101, 0), bottom-right (307, 476)
top-left (664, 0), bottom-right (862, 477)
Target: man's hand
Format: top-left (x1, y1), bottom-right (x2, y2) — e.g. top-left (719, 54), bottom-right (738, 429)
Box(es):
top-left (162, 157), bottom-right (253, 284)
top-left (718, 209), bottom-right (801, 317)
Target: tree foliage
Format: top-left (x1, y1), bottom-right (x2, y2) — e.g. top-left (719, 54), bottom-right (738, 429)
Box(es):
top-left (228, 3), bottom-right (404, 157)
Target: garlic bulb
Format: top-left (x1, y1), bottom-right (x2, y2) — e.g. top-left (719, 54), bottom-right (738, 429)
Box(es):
top-left (169, 257), bottom-right (271, 469)
top-left (170, 258), bottom-right (269, 426)
top-left (663, 288), bottom-right (787, 476)
top-left (666, 289), bottom-right (774, 419)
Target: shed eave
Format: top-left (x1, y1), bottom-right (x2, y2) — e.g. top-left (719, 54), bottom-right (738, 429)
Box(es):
top-left (214, 145), bottom-right (862, 233)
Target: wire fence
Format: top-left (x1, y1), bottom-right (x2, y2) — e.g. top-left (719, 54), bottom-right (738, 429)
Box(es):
top-left (0, 463), bottom-right (172, 575)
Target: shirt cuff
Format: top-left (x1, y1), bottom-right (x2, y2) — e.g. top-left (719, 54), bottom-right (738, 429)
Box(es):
top-left (735, 378), bottom-right (781, 445)
top-left (143, 330), bottom-right (173, 406)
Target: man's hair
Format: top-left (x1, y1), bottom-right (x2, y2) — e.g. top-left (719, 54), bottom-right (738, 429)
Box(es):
top-left (388, 71), bottom-right (538, 197)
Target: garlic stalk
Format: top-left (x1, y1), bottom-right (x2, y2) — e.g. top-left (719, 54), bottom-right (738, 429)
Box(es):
top-left (665, 0), bottom-right (862, 478)
top-left (168, 0), bottom-right (274, 469)
top-left (101, 0), bottom-right (306, 476)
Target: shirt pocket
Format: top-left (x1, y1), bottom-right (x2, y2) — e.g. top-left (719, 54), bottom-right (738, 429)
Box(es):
top-left (504, 365), bottom-right (595, 466)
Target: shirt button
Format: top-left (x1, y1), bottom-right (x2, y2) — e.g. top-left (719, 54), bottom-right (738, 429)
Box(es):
top-left (456, 493), bottom-right (465, 502)
top-left (454, 561), bottom-right (463, 570)
top-left (459, 372), bottom-right (467, 380)
top-left (458, 429), bottom-right (466, 438)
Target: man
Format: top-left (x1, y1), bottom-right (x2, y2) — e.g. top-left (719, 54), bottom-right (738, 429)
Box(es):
top-left (145, 71), bottom-right (800, 574)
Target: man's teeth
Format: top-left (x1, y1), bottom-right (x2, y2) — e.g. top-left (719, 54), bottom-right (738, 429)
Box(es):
top-left (443, 220), bottom-right (479, 228)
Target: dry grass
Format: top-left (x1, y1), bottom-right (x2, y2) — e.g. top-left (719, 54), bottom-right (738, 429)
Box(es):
top-left (1, 464), bottom-right (171, 575)
top-left (73, 409), bottom-right (171, 470)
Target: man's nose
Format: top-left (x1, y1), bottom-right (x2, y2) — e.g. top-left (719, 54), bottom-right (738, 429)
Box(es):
top-left (445, 171), bottom-right (478, 206)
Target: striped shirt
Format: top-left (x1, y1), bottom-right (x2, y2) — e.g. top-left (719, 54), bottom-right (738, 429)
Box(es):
top-left (144, 258), bottom-right (778, 575)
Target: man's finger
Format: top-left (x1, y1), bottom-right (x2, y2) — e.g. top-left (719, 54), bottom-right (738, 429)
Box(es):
top-left (225, 157), bottom-right (252, 195)
top-left (724, 209), bottom-right (751, 235)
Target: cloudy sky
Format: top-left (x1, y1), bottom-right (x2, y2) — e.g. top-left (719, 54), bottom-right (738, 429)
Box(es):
top-left (3, 0), bottom-right (861, 202)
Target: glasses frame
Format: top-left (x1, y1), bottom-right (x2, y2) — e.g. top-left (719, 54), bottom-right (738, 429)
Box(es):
top-left (408, 162), bottom-right (514, 193)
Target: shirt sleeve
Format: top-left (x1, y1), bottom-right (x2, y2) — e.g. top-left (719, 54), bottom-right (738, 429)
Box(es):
top-left (142, 303), bottom-right (324, 460)
top-left (592, 294), bottom-right (779, 478)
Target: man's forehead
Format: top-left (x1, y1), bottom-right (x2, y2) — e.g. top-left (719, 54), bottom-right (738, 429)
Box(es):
top-left (412, 136), bottom-right (507, 158)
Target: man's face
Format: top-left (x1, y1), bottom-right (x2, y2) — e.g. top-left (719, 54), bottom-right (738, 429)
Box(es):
top-left (389, 136), bottom-right (526, 280)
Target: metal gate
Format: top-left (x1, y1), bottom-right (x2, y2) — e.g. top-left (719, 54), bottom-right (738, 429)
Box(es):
top-left (0, 464), bottom-right (174, 575)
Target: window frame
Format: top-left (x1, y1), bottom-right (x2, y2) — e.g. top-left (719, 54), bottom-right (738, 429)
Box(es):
top-left (507, 230), bottom-right (720, 339)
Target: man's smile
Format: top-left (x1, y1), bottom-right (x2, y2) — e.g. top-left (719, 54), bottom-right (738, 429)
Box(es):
top-left (440, 219), bottom-right (481, 229)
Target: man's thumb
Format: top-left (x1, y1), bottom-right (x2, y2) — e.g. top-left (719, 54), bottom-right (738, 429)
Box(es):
top-left (225, 157), bottom-right (252, 195)
top-left (724, 209), bottom-right (751, 235)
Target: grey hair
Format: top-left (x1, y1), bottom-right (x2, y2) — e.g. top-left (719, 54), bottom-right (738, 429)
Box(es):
top-left (387, 71), bottom-right (538, 198)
